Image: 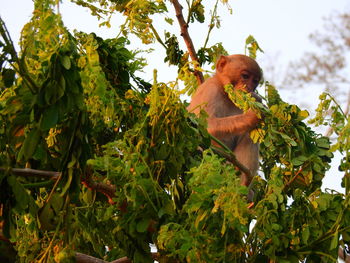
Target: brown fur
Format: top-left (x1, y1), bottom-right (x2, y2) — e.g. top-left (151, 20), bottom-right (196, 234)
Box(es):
top-left (188, 54), bottom-right (262, 186)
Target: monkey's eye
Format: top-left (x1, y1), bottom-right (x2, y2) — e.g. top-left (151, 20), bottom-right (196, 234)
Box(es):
top-left (241, 73), bottom-right (250, 80)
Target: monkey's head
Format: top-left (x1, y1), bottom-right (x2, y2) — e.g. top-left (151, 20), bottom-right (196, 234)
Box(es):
top-left (216, 54), bottom-right (262, 92)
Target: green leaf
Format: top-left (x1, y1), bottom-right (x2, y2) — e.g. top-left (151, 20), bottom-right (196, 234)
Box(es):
top-left (22, 128), bottom-right (40, 160)
top-left (38, 203), bottom-right (56, 231)
top-left (44, 80), bottom-right (57, 104)
top-left (60, 168), bottom-right (73, 197)
top-left (301, 226), bottom-right (310, 244)
top-left (2, 68), bottom-right (16, 87)
top-left (191, 2), bottom-right (205, 23)
top-left (280, 133), bottom-right (297, 146)
top-left (60, 55), bottom-right (71, 70)
top-left (7, 175), bottom-right (29, 211)
top-left (40, 104), bottom-right (59, 130)
top-left (291, 155), bottom-right (308, 166)
top-left (136, 218), bottom-right (150, 233)
top-left (164, 17), bottom-right (173, 25)
top-left (298, 110), bottom-right (309, 120)
top-left (50, 193), bottom-right (64, 214)
top-left (58, 75), bottom-right (66, 97)
top-left (7, 175), bottom-right (38, 215)
top-left (330, 230), bottom-right (339, 250)
top-left (316, 137), bottom-right (330, 149)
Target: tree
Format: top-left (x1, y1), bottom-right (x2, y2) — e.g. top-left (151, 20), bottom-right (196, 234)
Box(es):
top-left (283, 11), bottom-right (350, 125)
top-left (0, 1), bottom-right (349, 262)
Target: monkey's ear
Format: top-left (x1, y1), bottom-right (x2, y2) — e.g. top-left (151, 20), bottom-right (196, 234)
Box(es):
top-left (216, 55), bottom-right (227, 73)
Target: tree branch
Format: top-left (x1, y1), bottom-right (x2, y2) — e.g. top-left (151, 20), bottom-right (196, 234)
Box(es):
top-left (0, 167), bottom-right (116, 203)
top-left (76, 252), bottom-right (107, 263)
top-left (81, 168), bottom-right (116, 204)
top-left (171, 0), bottom-right (204, 85)
top-left (0, 167), bottom-right (60, 179)
top-left (75, 252), bottom-right (160, 263)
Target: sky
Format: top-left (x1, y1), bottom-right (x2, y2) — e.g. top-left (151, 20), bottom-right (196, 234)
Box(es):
top-left (2, 0), bottom-right (350, 80)
top-left (1, 0), bottom-right (349, 192)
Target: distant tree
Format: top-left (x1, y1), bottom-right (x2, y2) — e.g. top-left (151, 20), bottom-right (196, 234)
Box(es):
top-left (283, 11), bottom-right (350, 118)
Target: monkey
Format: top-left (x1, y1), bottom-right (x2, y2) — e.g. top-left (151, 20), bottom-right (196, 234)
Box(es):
top-left (188, 54), bottom-right (262, 186)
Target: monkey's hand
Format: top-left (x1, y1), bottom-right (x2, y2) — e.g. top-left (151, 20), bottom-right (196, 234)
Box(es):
top-left (208, 110), bottom-right (260, 136)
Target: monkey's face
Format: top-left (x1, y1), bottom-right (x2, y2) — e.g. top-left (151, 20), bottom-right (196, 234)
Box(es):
top-left (216, 54), bottom-right (262, 92)
top-left (237, 69), bottom-right (260, 92)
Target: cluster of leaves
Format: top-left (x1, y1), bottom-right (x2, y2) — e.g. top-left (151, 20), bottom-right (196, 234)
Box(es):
top-left (260, 85), bottom-right (333, 195)
top-left (245, 35), bottom-right (264, 60)
top-left (197, 42), bottom-right (227, 67)
top-left (0, 1), bottom-right (154, 261)
top-left (224, 83), bottom-right (350, 262)
top-left (1, 1), bottom-right (350, 263)
top-left (164, 33), bottom-right (184, 66)
top-left (309, 92), bottom-right (350, 193)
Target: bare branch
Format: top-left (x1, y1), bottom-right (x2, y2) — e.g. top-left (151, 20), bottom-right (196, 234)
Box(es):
top-left (0, 167), bottom-right (60, 179)
top-left (171, 0), bottom-right (204, 85)
top-left (75, 252), bottom-right (160, 263)
top-left (0, 167), bottom-right (116, 203)
top-left (76, 253), bottom-right (108, 263)
top-left (110, 257), bottom-right (131, 263)
top-left (81, 166), bottom-right (116, 204)
top-left (82, 176), bottom-right (116, 204)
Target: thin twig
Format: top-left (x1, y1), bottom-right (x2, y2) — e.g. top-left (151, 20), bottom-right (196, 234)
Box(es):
top-left (203, 0), bottom-right (219, 49)
top-left (325, 89), bottom-right (350, 137)
top-left (170, 0), bottom-right (204, 85)
top-left (149, 23), bottom-right (167, 49)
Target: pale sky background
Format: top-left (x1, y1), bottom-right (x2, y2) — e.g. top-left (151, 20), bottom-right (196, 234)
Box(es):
top-left (1, 0), bottom-right (349, 192)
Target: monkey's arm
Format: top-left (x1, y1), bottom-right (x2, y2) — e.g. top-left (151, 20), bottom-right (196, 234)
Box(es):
top-left (207, 110), bottom-right (259, 137)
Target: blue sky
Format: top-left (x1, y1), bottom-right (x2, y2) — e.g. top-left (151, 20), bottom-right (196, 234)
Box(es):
top-left (2, 0), bottom-right (349, 78)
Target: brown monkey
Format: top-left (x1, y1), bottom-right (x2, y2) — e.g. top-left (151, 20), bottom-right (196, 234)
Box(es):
top-left (188, 54), bottom-right (262, 186)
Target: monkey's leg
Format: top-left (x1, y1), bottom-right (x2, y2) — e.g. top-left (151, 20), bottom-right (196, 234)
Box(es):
top-left (233, 134), bottom-right (259, 186)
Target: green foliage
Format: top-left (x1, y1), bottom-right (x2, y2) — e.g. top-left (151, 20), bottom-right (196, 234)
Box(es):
top-left (157, 151), bottom-right (249, 262)
top-left (164, 33), bottom-right (184, 66)
top-left (245, 35), bottom-right (264, 59)
top-left (0, 1), bottom-right (350, 263)
top-left (188, 0), bottom-right (205, 23)
top-left (197, 42), bottom-right (228, 67)
top-left (309, 92), bottom-right (350, 194)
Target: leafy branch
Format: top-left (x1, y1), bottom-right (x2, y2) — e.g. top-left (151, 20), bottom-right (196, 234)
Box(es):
top-left (0, 16), bottom-right (38, 93)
